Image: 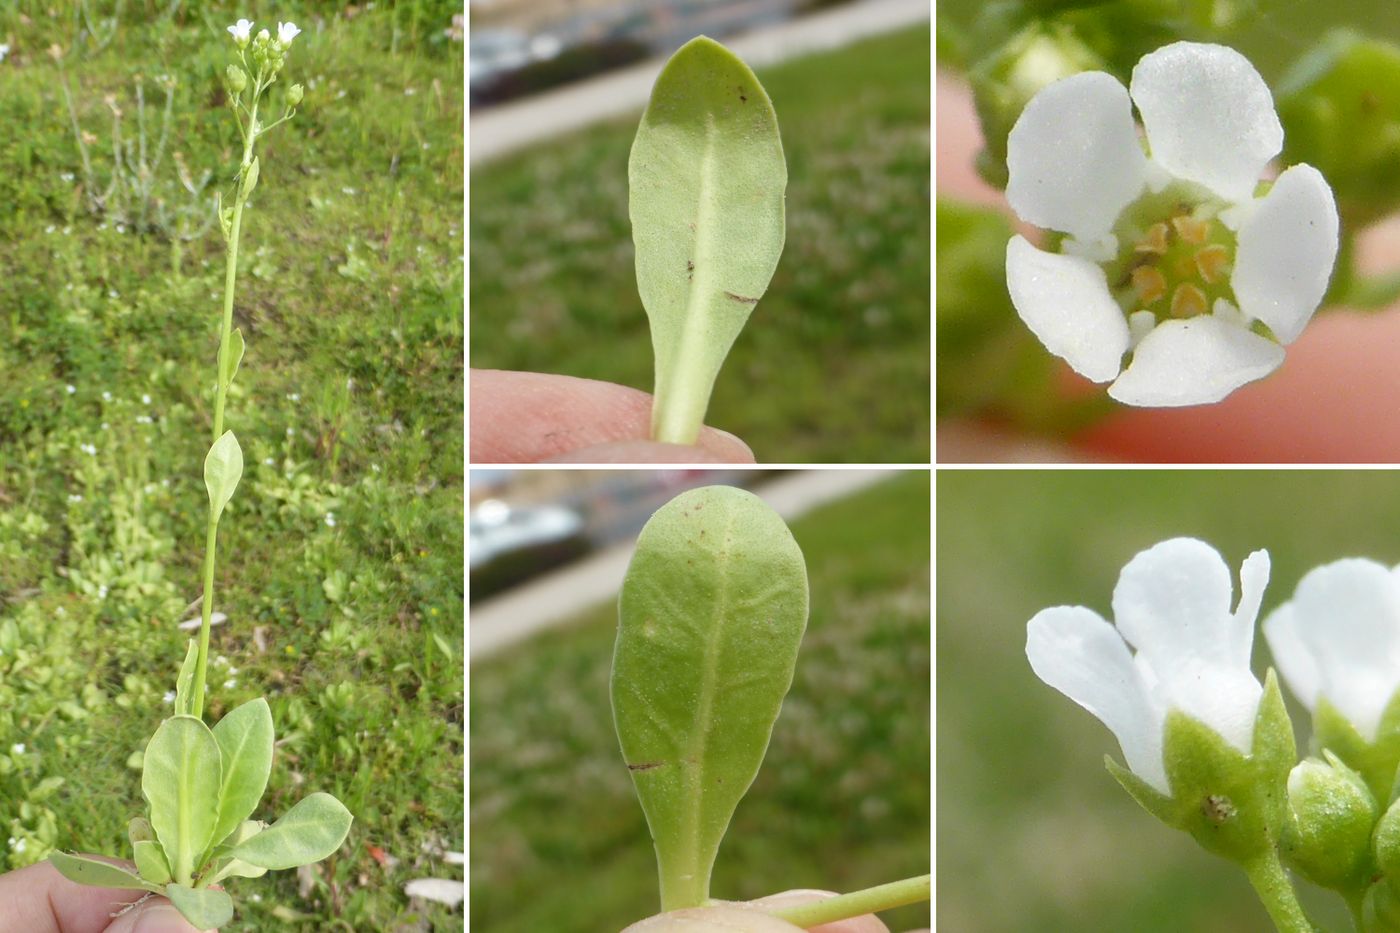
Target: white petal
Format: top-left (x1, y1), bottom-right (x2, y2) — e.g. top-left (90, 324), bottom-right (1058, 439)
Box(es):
top-left (1112, 538), bottom-right (1235, 674)
top-left (1232, 164), bottom-right (1339, 345)
top-left (1027, 606), bottom-right (1165, 791)
top-left (1159, 659), bottom-right (1262, 755)
top-left (1129, 42), bottom-right (1282, 202)
top-left (1284, 559), bottom-right (1400, 740)
top-left (1006, 235), bottom-right (1130, 383)
top-left (1263, 602), bottom-right (1321, 711)
top-left (1006, 71), bottom-right (1148, 240)
top-left (1108, 316), bottom-right (1284, 407)
top-left (1230, 550), bottom-right (1271, 670)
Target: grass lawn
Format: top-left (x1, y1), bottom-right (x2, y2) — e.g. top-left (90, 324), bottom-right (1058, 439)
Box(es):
top-left (469, 27), bottom-right (931, 464)
top-left (0, 3), bottom-right (463, 929)
top-left (469, 472), bottom-right (931, 931)
top-left (935, 471), bottom-right (1400, 932)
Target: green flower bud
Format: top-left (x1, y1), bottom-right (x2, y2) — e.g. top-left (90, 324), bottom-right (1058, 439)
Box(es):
top-left (1282, 752), bottom-right (1377, 890)
top-left (225, 64), bottom-right (248, 94)
top-left (1373, 790), bottom-right (1400, 879)
top-left (968, 22), bottom-right (1104, 188)
top-left (286, 83), bottom-right (303, 108)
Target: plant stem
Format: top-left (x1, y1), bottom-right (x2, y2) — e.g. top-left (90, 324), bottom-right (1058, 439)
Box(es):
top-left (189, 91), bottom-right (257, 720)
top-left (1243, 851), bottom-right (1316, 933)
top-left (765, 874), bottom-right (930, 928)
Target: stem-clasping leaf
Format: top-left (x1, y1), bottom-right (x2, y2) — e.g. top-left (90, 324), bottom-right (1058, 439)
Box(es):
top-left (203, 431), bottom-right (243, 522)
top-left (612, 485), bottom-right (809, 911)
top-left (630, 37), bottom-right (787, 445)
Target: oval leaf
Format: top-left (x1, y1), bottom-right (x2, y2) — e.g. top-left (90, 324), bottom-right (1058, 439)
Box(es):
top-left (49, 851), bottom-right (163, 893)
top-left (128, 816), bottom-right (155, 845)
top-left (133, 839), bottom-right (173, 884)
top-left (173, 639), bottom-right (199, 717)
top-left (226, 327), bottom-right (246, 387)
top-left (203, 431), bottom-right (243, 522)
top-left (226, 792), bottom-right (353, 870)
top-left (612, 485), bottom-right (809, 910)
top-left (165, 883), bottom-right (234, 930)
top-left (210, 697), bottom-right (274, 850)
top-left (142, 715), bottom-right (223, 884)
top-left (629, 36), bottom-right (787, 444)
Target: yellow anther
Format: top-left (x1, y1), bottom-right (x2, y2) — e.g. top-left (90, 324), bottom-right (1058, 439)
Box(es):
top-left (1171, 283), bottom-right (1208, 318)
top-left (1131, 266), bottom-right (1167, 305)
top-left (1195, 245), bottom-right (1230, 284)
top-left (1136, 223), bottom-right (1169, 255)
top-left (1171, 215), bottom-right (1210, 245)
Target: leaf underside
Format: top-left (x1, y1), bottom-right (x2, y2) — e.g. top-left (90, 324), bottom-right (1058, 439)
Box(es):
top-left (209, 697), bottom-right (275, 852)
top-left (611, 485), bottom-right (809, 911)
top-left (166, 883), bottom-right (234, 930)
top-left (142, 715), bottom-right (222, 885)
top-left (226, 791), bottom-right (353, 870)
top-left (48, 851), bottom-right (162, 894)
top-left (629, 36), bottom-right (787, 444)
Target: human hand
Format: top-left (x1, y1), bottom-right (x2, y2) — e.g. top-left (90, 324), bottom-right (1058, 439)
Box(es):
top-left (0, 860), bottom-right (205, 932)
top-left (620, 889), bottom-right (929, 933)
top-left (470, 369), bottom-right (756, 464)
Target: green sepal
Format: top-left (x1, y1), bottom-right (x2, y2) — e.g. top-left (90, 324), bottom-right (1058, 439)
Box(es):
top-left (1312, 689), bottom-right (1400, 804)
top-left (1363, 877), bottom-right (1400, 933)
top-left (1281, 751), bottom-right (1376, 892)
top-left (133, 839), bottom-right (173, 885)
top-left (48, 851), bottom-right (163, 894)
top-left (173, 639), bottom-right (198, 717)
top-left (165, 883), bottom-right (234, 931)
top-left (1104, 754), bottom-right (1177, 825)
top-left (1252, 670), bottom-right (1298, 819)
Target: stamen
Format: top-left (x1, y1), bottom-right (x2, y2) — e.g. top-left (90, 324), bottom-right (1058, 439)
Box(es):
top-left (1171, 215), bottom-right (1210, 245)
top-left (1131, 267), bottom-right (1167, 305)
top-left (1171, 284), bottom-right (1208, 318)
top-left (1195, 245), bottom-right (1230, 284)
top-left (1136, 223), bottom-right (1169, 255)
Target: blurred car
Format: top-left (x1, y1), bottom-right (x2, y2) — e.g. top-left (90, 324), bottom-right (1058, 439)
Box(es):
top-left (469, 498), bottom-right (590, 600)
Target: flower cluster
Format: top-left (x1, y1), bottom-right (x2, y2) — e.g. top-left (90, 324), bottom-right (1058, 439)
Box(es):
top-left (1004, 43), bottom-right (1339, 407)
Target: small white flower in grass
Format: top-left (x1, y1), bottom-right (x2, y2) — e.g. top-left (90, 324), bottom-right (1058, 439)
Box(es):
top-left (12, 744), bottom-right (24, 755)
top-left (277, 22), bottom-right (301, 46)
top-left (101, 391), bottom-right (112, 402)
top-left (0, 45), bottom-right (10, 63)
top-left (1026, 537), bottom-right (1270, 793)
top-left (228, 19), bottom-right (254, 45)
top-left (65, 385), bottom-right (76, 394)
top-left (13, 839), bottom-right (25, 854)
top-left (1264, 559), bottom-right (1400, 742)
top-left (1005, 42), bottom-right (1339, 407)
top-left (141, 394), bottom-right (151, 404)
top-left (162, 691), bottom-right (175, 704)
top-left (325, 512), bottom-right (336, 528)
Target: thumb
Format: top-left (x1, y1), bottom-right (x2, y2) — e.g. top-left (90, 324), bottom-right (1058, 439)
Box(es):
top-left (104, 897), bottom-right (207, 933)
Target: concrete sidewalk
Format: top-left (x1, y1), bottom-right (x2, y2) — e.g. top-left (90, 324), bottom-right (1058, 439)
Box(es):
top-left (469, 469), bottom-right (898, 662)
top-left (469, 0), bottom-right (931, 165)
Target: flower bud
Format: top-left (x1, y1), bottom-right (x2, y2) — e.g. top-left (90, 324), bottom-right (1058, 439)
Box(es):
top-left (1282, 753), bottom-right (1376, 890)
top-left (286, 83), bottom-right (303, 107)
top-left (225, 64), bottom-right (248, 94)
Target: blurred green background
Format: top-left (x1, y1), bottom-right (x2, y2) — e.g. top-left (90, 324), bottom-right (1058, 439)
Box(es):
top-left (0, 2), bottom-right (462, 929)
top-left (935, 470), bottom-right (1400, 931)
top-left (470, 27), bottom-right (931, 463)
top-left (471, 473), bottom-right (930, 931)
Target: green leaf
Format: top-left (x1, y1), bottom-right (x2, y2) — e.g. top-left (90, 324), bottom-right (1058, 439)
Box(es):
top-left (173, 639), bottom-right (198, 717)
top-left (629, 36), bottom-right (786, 445)
top-left (205, 820), bottom-right (269, 883)
top-left (203, 431), bottom-right (243, 523)
top-left (239, 156), bottom-right (259, 202)
top-left (142, 715), bottom-right (223, 884)
top-left (165, 884), bottom-right (234, 931)
top-left (226, 792), bottom-right (353, 870)
top-left (48, 851), bottom-right (162, 893)
top-left (611, 485), bottom-right (809, 910)
top-left (226, 328), bottom-right (246, 387)
top-left (128, 816), bottom-right (154, 846)
top-left (133, 839), bottom-right (173, 885)
top-left (209, 697), bottom-right (274, 850)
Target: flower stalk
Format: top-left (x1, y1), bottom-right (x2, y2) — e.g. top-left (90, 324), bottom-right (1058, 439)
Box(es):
top-left (765, 874), bottom-right (931, 928)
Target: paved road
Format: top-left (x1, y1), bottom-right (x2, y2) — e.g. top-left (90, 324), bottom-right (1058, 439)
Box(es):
top-left (469, 0), bottom-right (931, 165)
top-left (469, 469), bottom-right (900, 662)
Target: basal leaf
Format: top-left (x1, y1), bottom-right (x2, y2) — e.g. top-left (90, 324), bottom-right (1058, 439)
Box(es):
top-left (128, 816), bottom-right (154, 845)
top-left (203, 431), bottom-right (243, 522)
top-left (612, 485), bottom-right (808, 910)
top-left (173, 639), bottom-right (198, 717)
top-left (133, 839), bottom-right (173, 885)
top-left (48, 851), bottom-right (163, 893)
top-left (165, 883), bottom-right (234, 930)
top-left (142, 715), bottom-right (222, 885)
top-left (629, 36), bottom-right (786, 444)
top-left (226, 792), bottom-right (353, 870)
top-left (209, 697), bottom-right (274, 851)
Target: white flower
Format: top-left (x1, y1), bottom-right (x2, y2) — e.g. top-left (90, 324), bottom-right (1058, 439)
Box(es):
top-left (0, 45), bottom-right (10, 63)
top-left (277, 21), bottom-right (301, 45)
top-left (1264, 559), bottom-right (1400, 742)
top-left (1004, 42), bottom-right (1339, 407)
top-left (163, 691), bottom-right (176, 704)
top-left (11, 744), bottom-right (24, 755)
top-left (65, 385), bottom-right (76, 394)
top-left (1026, 538), bottom-right (1270, 793)
top-left (325, 512), bottom-right (336, 528)
top-left (101, 391), bottom-right (112, 402)
top-left (228, 19), bottom-right (254, 44)
top-left (141, 394), bottom-right (151, 404)
top-left (13, 838), bottom-right (25, 853)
